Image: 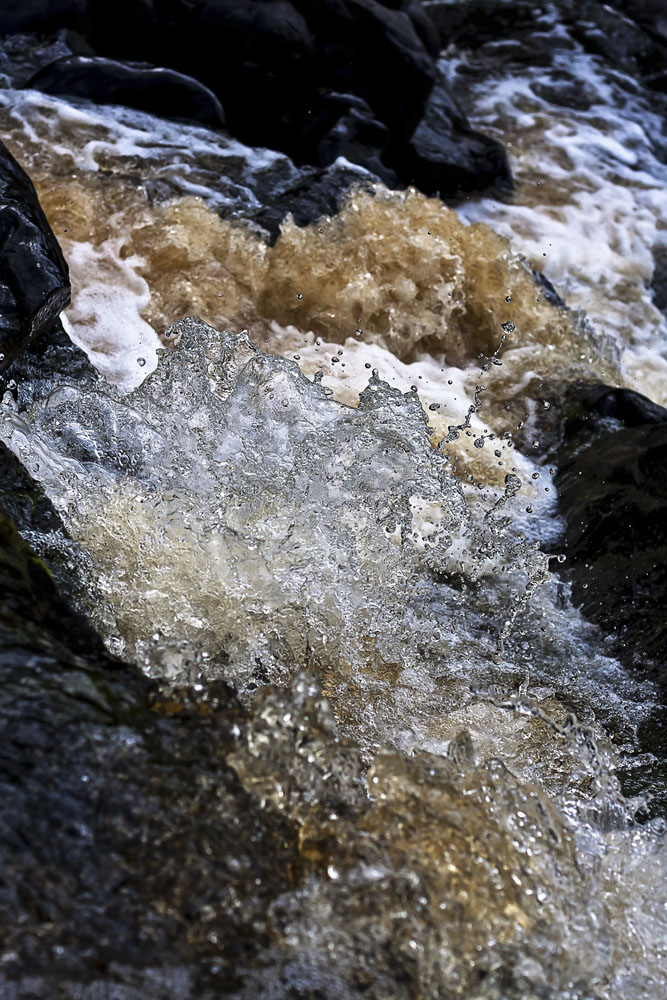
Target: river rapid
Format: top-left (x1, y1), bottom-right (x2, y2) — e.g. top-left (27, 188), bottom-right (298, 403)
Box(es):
top-left (1, 4), bottom-right (666, 998)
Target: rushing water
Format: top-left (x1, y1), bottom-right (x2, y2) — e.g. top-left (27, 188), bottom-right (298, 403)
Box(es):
top-left (1, 10), bottom-right (667, 999)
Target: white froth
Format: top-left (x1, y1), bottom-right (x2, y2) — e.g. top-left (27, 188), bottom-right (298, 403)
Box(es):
top-left (448, 29), bottom-right (667, 403)
top-left (60, 240), bottom-right (160, 390)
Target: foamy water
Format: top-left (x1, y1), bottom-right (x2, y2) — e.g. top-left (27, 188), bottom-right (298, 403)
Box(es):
top-left (1, 18), bottom-right (666, 998)
top-left (445, 2), bottom-right (667, 403)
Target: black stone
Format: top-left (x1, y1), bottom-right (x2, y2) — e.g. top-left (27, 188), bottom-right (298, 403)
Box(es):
top-left (254, 161), bottom-right (378, 241)
top-left (292, 0), bottom-right (436, 139)
top-left (388, 78), bottom-right (512, 197)
top-left (0, 0), bottom-right (84, 35)
top-left (296, 92), bottom-right (399, 187)
top-left (27, 55), bottom-right (226, 130)
top-left (0, 491), bottom-right (304, 994)
top-left (0, 141), bottom-right (70, 376)
top-left (554, 384), bottom-right (667, 688)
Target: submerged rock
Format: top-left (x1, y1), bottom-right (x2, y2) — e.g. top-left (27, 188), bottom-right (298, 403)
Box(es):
top-left (26, 55), bottom-right (226, 130)
top-left (0, 141), bottom-right (70, 375)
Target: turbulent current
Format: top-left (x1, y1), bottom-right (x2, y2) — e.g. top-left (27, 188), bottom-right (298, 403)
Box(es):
top-left (1, 7), bottom-right (667, 999)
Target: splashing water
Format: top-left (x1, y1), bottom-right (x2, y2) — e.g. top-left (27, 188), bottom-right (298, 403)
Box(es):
top-left (1, 22), bottom-right (666, 996)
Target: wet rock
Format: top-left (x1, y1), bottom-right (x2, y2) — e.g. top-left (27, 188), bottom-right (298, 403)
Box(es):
top-left (553, 384), bottom-right (667, 689)
top-left (0, 0), bottom-right (84, 36)
top-left (85, 1), bottom-right (440, 172)
top-left (389, 77), bottom-right (512, 196)
top-left (254, 160), bottom-right (379, 240)
top-left (26, 55), bottom-right (226, 130)
top-left (87, 0), bottom-right (316, 151)
top-left (0, 141), bottom-right (70, 375)
top-left (563, 1), bottom-right (658, 77)
top-left (423, 0), bottom-right (542, 49)
top-left (0, 495), bottom-right (304, 994)
top-left (296, 91), bottom-right (399, 186)
top-left (291, 0), bottom-right (437, 138)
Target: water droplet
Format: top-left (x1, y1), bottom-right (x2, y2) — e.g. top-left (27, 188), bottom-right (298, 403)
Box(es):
top-left (137, 357), bottom-right (146, 367)
top-left (542, 400), bottom-right (551, 409)
top-left (501, 321), bottom-right (515, 333)
top-left (296, 293), bottom-right (303, 300)
top-left (355, 328), bottom-right (363, 337)
top-left (505, 295), bottom-right (512, 302)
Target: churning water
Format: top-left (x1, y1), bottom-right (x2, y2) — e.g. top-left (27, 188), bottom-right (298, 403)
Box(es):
top-left (1, 10), bottom-right (666, 998)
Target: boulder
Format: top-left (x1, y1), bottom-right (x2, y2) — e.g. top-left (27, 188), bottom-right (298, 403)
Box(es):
top-left (554, 384), bottom-right (667, 688)
top-left (388, 78), bottom-right (512, 196)
top-left (87, 0), bottom-right (316, 150)
top-left (27, 55), bottom-right (226, 130)
top-left (0, 476), bottom-right (304, 993)
top-left (0, 0), bottom-right (84, 35)
top-left (0, 141), bottom-right (70, 376)
top-left (292, 0), bottom-right (437, 138)
top-left (296, 91), bottom-right (399, 185)
top-left (86, 0), bottom-right (438, 152)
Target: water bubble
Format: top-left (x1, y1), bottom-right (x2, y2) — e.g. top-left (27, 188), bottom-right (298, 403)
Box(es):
top-left (501, 321), bottom-right (515, 333)
top-left (428, 403), bottom-right (440, 411)
top-left (355, 328), bottom-right (363, 337)
top-left (542, 400), bottom-right (551, 409)
top-left (137, 357), bottom-right (146, 367)
top-left (505, 295), bottom-right (512, 303)
top-left (296, 293), bottom-right (303, 300)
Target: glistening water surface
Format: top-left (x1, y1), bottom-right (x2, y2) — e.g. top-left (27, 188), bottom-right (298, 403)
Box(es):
top-left (1, 12), bottom-right (666, 999)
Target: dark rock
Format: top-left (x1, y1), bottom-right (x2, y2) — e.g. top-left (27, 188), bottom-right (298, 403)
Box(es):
top-left (0, 141), bottom-right (70, 376)
top-left (651, 245), bottom-right (667, 314)
top-left (0, 0), bottom-right (84, 35)
top-left (26, 55), bottom-right (226, 130)
top-left (84, 0), bottom-right (157, 62)
top-left (533, 269), bottom-right (567, 310)
top-left (88, 0), bottom-right (316, 150)
top-left (292, 0), bottom-right (436, 138)
top-left (297, 92), bottom-right (399, 186)
top-left (611, 0), bottom-right (667, 48)
top-left (254, 161), bottom-right (378, 241)
top-left (0, 491), bottom-right (304, 993)
top-left (423, 0), bottom-right (542, 49)
top-left (86, 0), bottom-right (437, 154)
top-left (563, 1), bottom-right (657, 77)
top-left (388, 78), bottom-right (512, 196)
top-left (553, 384), bottom-right (667, 688)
